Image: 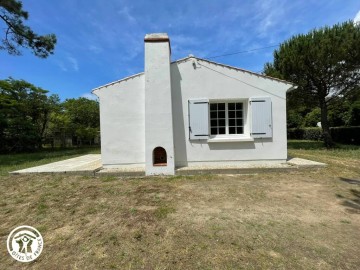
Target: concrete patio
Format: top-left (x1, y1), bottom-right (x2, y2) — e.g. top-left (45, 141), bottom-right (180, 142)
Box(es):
top-left (9, 154), bottom-right (326, 176)
top-left (10, 154), bottom-right (102, 176)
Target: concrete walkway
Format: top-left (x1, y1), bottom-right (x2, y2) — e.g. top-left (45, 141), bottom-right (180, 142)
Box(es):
top-left (287, 157), bottom-right (327, 168)
top-left (10, 154), bottom-right (102, 175)
top-left (97, 157), bottom-right (326, 176)
top-left (10, 155), bottom-right (326, 176)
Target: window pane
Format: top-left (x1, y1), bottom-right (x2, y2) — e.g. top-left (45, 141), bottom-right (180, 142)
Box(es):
top-left (218, 111), bottom-right (225, 118)
top-left (210, 120), bottom-right (217, 127)
top-left (236, 103), bottom-right (243, 110)
top-left (218, 103), bottom-right (225, 110)
top-left (236, 111), bottom-right (243, 118)
top-left (229, 119), bottom-right (235, 126)
top-left (210, 111), bottom-right (217, 118)
top-left (219, 127), bottom-right (226, 134)
top-left (218, 119), bottom-right (225, 126)
top-left (210, 103), bottom-right (217, 110)
top-left (237, 127), bottom-right (243, 134)
top-left (228, 103), bottom-right (235, 110)
top-left (229, 127), bottom-right (236, 134)
top-left (236, 119), bottom-right (243, 126)
top-left (211, 128), bottom-right (218, 135)
top-left (228, 111), bottom-right (235, 118)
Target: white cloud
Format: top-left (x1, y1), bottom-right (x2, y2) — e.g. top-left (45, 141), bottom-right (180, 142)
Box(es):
top-left (117, 7), bottom-right (136, 24)
top-left (56, 56), bottom-right (79, 72)
top-left (67, 56), bottom-right (79, 71)
top-left (89, 45), bottom-right (103, 54)
top-left (56, 61), bottom-right (68, 72)
top-left (354, 10), bottom-right (360, 24)
top-left (255, 0), bottom-right (286, 37)
top-left (81, 93), bottom-right (98, 100)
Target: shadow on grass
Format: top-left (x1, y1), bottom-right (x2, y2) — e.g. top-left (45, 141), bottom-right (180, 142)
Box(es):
top-left (288, 140), bottom-right (360, 150)
top-left (340, 177), bottom-right (360, 186)
top-left (341, 189), bottom-right (360, 214)
top-left (338, 177), bottom-right (360, 214)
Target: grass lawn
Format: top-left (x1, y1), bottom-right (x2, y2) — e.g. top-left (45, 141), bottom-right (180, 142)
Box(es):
top-left (0, 142), bottom-right (359, 269)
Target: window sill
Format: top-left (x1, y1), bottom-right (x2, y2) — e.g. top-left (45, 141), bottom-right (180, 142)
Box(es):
top-left (207, 137), bottom-right (254, 143)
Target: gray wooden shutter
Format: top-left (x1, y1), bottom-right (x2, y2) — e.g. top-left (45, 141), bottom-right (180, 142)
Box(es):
top-left (188, 99), bottom-right (209, 140)
top-left (250, 97), bottom-right (272, 138)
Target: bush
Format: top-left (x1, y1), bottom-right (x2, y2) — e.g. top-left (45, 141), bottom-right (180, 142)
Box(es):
top-left (287, 127), bottom-right (323, 141)
top-left (330, 127), bottom-right (360, 145)
top-left (303, 108), bottom-right (321, 127)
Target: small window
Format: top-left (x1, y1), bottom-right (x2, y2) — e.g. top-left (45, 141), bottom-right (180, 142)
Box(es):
top-left (210, 102), bottom-right (244, 135)
top-left (153, 147), bottom-right (167, 166)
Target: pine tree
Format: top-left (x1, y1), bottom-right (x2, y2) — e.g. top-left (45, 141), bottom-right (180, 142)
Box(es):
top-left (264, 21), bottom-right (360, 147)
top-left (0, 0), bottom-right (56, 57)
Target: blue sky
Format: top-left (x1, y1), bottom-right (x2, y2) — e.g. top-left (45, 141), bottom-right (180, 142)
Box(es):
top-left (1, 0), bottom-right (360, 100)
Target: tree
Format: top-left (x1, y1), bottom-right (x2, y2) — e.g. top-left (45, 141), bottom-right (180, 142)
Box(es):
top-left (49, 98), bottom-right (100, 146)
top-left (0, 78), bottom-right (59, 152)
top-left (0, 0), bottom-right (56, 57)
top-left (264, 21), bottom-right (360, 147)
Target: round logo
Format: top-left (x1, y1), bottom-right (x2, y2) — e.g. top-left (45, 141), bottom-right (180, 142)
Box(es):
top-left (7, 225), bottom-right (43, 262)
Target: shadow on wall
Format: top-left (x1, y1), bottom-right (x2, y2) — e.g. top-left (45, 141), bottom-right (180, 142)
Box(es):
top-left (206, 138), bottom-right (273, 150)
top-left (171, 63), bottom-right (188, 167)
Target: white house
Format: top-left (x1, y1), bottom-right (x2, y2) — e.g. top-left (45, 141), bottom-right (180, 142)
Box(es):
top-left (92, 33), bottom-right (296, 176)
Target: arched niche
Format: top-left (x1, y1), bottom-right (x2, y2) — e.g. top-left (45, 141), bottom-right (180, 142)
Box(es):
top-left (153, 147), bottom-right (167, 166)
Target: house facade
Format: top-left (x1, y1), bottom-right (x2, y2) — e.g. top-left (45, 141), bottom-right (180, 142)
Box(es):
top-left (92, 33), bottom-right (295, 175)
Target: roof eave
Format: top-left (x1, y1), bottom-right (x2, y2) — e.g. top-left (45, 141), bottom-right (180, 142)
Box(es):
top-left (193, 57), bottom-right (296, 87)
top-left (91, 72), bottom-right (144, 93)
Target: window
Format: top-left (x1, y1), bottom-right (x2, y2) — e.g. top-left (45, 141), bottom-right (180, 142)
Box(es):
top-left (210, 102), bottom-right (244, 136)
top-left (188, 97), bottom-right (272, 141)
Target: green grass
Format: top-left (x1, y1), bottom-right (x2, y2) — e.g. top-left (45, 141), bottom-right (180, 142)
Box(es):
top-left (288, 140), bottom-right (360, 159)
top-left (288, 140), bottom-right (360, 175)
top-left (0, 146), bottom-right (100, 176)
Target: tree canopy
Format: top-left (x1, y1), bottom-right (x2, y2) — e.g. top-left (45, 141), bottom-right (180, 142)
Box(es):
top-left (0, 78), bottom-right (99, 153)
top-left (0, 0), bottom-right (56, 57)
top-left (264, 21), bottom-right (360, 147)
top-left (0, 78), bottom-right (59, 152)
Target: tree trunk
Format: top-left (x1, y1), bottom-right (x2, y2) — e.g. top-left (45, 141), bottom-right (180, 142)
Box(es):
top-left (319, 100), bottom-right (334, 148)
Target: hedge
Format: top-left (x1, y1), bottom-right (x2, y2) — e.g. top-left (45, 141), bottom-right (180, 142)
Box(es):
top-left (330, 126), bottom-right (360, 145)
top-left (287, 126), bottom-right (360, 145)
top-left (287, 127), bottom-right (323, 141)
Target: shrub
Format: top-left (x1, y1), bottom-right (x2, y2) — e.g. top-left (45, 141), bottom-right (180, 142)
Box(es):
top-left (303, 108), bottom-right (321, 127)
top-left (288, 127), bottom-right (323, 141)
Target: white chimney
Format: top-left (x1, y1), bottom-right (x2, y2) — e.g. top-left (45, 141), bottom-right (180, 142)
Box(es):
top-left (144, 33), bottom-right (175, 175)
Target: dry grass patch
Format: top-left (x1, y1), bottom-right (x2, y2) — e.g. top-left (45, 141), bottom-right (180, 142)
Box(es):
top-left (0, 143), bottom-right (359, 269)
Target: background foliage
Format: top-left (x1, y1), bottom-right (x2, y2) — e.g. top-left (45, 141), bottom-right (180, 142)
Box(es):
top-left (0, 78), bottom-right (99, 153)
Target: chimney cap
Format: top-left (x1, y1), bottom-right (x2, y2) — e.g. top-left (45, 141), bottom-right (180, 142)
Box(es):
top-left (144, 33), bottom-right (169, 42)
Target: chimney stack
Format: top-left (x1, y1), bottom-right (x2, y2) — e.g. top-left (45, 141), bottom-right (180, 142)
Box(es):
top-left (144, 33), bottom-right (175, 175)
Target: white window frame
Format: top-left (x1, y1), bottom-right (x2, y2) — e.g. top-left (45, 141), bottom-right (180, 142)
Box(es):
top-left (208, 99), bottom-right (251, 141)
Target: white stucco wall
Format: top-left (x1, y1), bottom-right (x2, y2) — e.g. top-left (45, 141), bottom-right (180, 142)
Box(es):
top-left (93, 57), bottom-right (292, 170)
top-left (93, 75), bottom-right (145, 167)
top-left (171, 58), bottom-right (290, 167)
